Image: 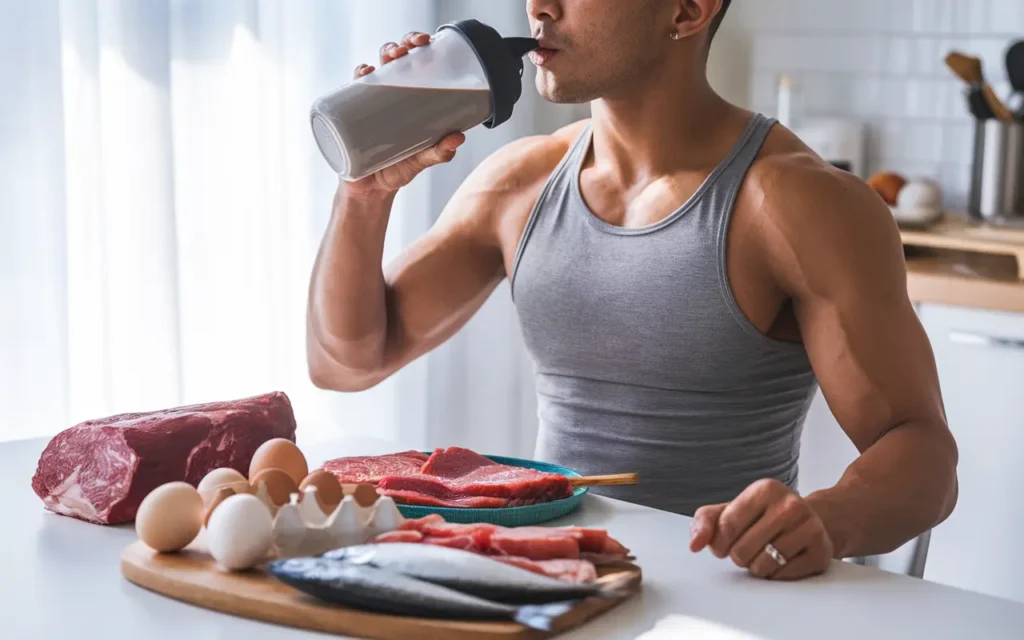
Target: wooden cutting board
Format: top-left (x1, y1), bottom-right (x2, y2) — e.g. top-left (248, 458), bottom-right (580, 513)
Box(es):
top-left (120, 540), bottom-right (642, 640)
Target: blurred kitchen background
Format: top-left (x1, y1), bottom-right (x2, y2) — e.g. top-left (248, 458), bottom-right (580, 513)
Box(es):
top-left (3, 0), bottom-right (1024, 606)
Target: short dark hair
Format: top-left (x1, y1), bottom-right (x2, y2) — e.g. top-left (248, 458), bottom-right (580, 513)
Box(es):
top-left (709, 0), bottom-right (733, 41)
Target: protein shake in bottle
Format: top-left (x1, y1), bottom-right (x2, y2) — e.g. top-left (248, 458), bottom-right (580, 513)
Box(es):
top-left (310, 19), bottom-right (539, 181)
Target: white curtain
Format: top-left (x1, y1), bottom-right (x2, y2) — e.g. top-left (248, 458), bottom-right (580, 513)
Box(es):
top-left (0, 0), bottom-right (588, 453)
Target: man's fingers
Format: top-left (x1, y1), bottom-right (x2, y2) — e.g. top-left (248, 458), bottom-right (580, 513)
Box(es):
top-left (379, 42), bottom-right (400, 65)
top-left (353, 64), bottom-right (375, 79)
top-left (770, 551), bottom-right (830, 581)
top-left (746, 517), bottom-right (818, 579)
top-left (767, 528), bottom-right (831, 581)
top-left (728, 494), bottom-right (808, 568)
top-left (401, 31), bottom-right (432, 48)
top-left (709, 480), bottom-right (784, 558)
top-left (689, 503), bottom-right (726, 552)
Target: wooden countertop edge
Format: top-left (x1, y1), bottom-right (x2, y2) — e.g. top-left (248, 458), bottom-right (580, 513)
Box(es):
top-left (906, 262), bottom-right (1024, 314)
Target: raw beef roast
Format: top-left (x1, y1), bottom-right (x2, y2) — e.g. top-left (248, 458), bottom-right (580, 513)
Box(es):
top-left (376, 447), bottom-right (573, 508)
top-left (321, 450), bottom-right (429, 485)
top-left (31, 392), bottom-right (296, 525)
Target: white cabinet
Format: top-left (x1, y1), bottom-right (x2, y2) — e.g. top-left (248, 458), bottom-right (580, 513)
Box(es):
top-left (918, 304), bottom-right (1024, 602)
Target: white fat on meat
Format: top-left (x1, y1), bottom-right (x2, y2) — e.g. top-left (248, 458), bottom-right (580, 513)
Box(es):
top-left (43, 467), bottom-right (102, 522)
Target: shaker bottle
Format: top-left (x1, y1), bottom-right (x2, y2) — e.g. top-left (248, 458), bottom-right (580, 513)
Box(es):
top-left (310, 19), bottom-right (539, 180)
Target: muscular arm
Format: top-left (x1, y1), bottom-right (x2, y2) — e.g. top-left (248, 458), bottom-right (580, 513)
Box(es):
top-left (307, 133), bottom-right (574, 392)
top-left (761, 160), bottom-right (959, 558)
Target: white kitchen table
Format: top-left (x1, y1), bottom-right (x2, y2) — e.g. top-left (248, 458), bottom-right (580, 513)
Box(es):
top-left (5, 435), bottom-right (1024, 640)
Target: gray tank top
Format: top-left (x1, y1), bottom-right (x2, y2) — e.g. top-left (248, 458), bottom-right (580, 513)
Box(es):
top-left (511, 113), bottom-right (819, 516)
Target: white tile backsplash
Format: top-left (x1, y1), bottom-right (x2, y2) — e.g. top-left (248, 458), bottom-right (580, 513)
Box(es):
top-left (738, 0), bottom-right (1023, 209)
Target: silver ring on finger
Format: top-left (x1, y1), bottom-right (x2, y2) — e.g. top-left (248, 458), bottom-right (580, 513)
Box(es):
top-left (764, 542), bottom-right (788, 567)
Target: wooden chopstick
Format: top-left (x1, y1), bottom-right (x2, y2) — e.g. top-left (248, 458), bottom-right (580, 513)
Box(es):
top-left (568, 473), bottom-right (640, 488)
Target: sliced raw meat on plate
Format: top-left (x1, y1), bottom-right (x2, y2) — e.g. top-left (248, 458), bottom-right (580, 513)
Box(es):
top-left (375, 530), bottom-right (425, 543)
top-left (492, 557), bottom-right (598, 584)
top-left (321, 450), bottom-right (429, 485)
top-left (377, 447), bottom-right (573, 507)
top-left (377, 487), bottom-right (510, 509)
top-left (488, 527), bottom-right (583, 560)
top-left (422, 535), bottom-right (479, 551)
top-left (563, 527), bottom-right (631, 556)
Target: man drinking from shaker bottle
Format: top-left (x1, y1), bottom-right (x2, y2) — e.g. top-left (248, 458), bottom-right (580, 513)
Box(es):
top-left (306, 0), bottom-right (958, 581)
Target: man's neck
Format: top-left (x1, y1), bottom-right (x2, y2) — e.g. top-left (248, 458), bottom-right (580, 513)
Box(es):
top-left (587, 67), bottom-right (749, 183)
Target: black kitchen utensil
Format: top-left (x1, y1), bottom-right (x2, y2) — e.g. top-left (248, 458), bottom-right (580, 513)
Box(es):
top-left (1007, 41), bottom-right (1024, 93)
top-left (967, 86), bottom-right (995, 120)
top-left (1008, 41), bottom-right (1024, 120)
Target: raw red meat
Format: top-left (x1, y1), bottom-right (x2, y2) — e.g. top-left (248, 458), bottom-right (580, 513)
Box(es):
top-left (419, 447), bottom-right (496, 477)
top-left (563, 527), bottom-right (631, 556)
top-left (321, 450), bottom-right (429, 485)
top-left (378, 487), bottom-right (509, 509)
top-left (488, 527), bottom-right (583, 560)
top-left (398, 514), bottom-right (446, 530)
top-left (377, 447), bottom-right (572, 507)
top-left (493, 557), bottom-right (598, 584)
top-left (422, 535), bottom-right (479, 551)
top-left (375, 530), bottom-right (424, 543)
top-left (385, 515), bottom-right (632, 580)
top-left (31, 392), bottom-right (296, 525)
top-left (400, 517), bottom-right (498, 548)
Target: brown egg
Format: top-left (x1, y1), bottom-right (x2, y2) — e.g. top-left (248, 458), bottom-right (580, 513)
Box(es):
top-left (249, 439), bottom-right (308, 484)
top-left (250, 468), bottom-right (299, 506)
top-left (353, 483), bottom-right (380, 508)
top-left (136, 482), bottom-right (204, 553)
top-left (203, 486), bottom-right (237, 527)
top-left (299, 470), bottom-right (345, 513)
top-left (197, 468), bottom-right (252, 508)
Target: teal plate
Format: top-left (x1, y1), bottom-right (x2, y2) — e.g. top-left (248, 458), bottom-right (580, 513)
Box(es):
top-left (394, 454), bottom-right (587, 526)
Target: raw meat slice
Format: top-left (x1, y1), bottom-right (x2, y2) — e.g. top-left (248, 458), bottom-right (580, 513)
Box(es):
top-left (31, 392), bottom-right (296, 525)
top-left (488, 527), bottom-right (583, 560)
top-left (398, 515), bottom-right (499, 548)
top-left (412, 521), bottom-right (499, 549)
top-left (492, 557), bottom-right (598, 584)
top-left (422, 535), bottom-right (479, 551)
top-left (398, 514), bottom-right (446, 531)
top-left (376, 487), bottom-right (509, 509)
top-left (580, 552), bottom-right (635, 565)
top-left (419, 446), bottom-right (497, 477)
top-left (563, 527), bottom-right (631, 556)
top-left (321, 451), bottom-right (429, 485)
top-left (377, 446), bottom-right (572, 506)
top-left (374, 530), bottom-right (425, 544)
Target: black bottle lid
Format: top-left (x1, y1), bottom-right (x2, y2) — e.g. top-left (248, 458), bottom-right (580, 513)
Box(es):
top-left (439, 19), bottom-right (539, 129)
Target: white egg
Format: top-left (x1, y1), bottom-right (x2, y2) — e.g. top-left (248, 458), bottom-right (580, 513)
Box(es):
top-left (206, 493), bottom-right (273, 571)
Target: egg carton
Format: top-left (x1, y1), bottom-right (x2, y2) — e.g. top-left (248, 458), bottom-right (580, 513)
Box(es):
top-left (259, 485), bottom-right (406, 558)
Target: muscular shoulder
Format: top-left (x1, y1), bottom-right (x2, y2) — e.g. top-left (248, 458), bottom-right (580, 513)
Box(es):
top-left (440, 119), bottom-right (589, 259)
top-left (742, 126), bottom-right (906, 300)
top-left (459, 119), bottom-right (589, 196)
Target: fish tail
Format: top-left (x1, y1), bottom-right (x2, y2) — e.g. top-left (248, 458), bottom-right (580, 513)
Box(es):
top-left (513, 600), bottom-right (578, 631)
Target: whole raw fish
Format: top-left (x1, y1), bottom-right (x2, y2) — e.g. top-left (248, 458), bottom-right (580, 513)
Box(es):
top-left (322, 542), bottom-right (609, 603)
top-left (267, 557), bottom-right (574, 630)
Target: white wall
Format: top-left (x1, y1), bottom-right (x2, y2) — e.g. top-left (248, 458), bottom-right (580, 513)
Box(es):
top-left (712, 0), bottom-right (1023, 210)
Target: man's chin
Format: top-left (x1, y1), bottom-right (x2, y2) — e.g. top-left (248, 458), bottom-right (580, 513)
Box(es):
top-left (535, 78), bottom-right (594, 105)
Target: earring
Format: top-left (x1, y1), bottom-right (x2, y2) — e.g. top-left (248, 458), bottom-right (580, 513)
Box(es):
top-left (670, 30), bottom-right (681, 40)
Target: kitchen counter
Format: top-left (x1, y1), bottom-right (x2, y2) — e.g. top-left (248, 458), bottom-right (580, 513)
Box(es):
top-left (6, 436), bottom-right (1024, 640)
top-left (902, 215), bottom-right (1024, 313)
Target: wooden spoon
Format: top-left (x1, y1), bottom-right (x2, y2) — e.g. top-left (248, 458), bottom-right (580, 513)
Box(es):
top-left (946, 51), bottom-right (1015, 122)
top-left (569, 473), bottom-right (639, 488)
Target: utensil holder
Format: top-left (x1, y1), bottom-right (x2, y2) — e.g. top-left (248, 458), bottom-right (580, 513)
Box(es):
top-left (969, 119), bottom-right (1024, 219)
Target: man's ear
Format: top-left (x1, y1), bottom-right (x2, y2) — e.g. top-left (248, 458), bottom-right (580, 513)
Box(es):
top-left (670, 0), bottom-right (723, 39)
